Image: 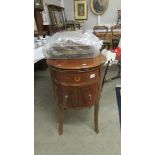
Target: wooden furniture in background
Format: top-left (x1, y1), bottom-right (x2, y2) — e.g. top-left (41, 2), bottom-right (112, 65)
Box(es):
top-left (93, 25), bottom-right (121, 50)
top-left (117, 10), bottom-right (121, 25)
top-left (34, 10), bottom-right (44, 35)
top-left (46, 4), bottom-right (82, 33)
top-left (47, 54), bottom-right (106, 135)
top-left (93, 26), bottom-right (111, 50)
top-left (34, 0), bottom-right (47, 36)
top-left (34, 0), bottom-right (48, 70)
top-left (34, 0), bottom-right (44, 35)
top-left (65, 20), bottom-right (81, 31)
top-left (111, 24), bottom-right (121, 49)
top-left (46, 5), bottom-right (66, 35)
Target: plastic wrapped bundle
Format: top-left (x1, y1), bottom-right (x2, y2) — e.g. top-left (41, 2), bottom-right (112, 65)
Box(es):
top-left (43, 31), bottom-right (103, 59)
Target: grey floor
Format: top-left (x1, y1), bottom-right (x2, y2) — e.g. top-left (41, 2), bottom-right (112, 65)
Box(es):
top-left (34, 65), bottom-right (121, 155)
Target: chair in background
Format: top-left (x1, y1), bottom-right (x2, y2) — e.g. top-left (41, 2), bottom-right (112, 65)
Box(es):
top-left (65, 20), bottom-right (76, 31)
top-left (111, 24), bottom-right (121, 49)
top-left (65, 20), bottom-right (82, 31)
top-left (93, 26), bottom-right (111, 50)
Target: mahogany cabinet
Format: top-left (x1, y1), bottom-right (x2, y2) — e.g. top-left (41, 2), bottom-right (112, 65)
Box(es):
top-left (47, 54), bottom-right (106, 135)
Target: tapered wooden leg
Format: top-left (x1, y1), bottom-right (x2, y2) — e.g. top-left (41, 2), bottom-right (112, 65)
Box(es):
top-left (94, 103), bottom-right (99, 133)
top-left (58, 106), bottom-right (64, 135)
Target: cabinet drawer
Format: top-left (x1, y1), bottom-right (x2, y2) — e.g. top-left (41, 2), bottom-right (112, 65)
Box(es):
top-left (54, 69), bottom-right (99, 84)
top-left (78, 83), bottom-right (99, 106)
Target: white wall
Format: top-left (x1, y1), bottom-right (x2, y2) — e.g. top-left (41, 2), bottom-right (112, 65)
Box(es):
top-left (63, 0), bottom-right (121, 29)
top-left (44, 0), bottom-right (61, 5)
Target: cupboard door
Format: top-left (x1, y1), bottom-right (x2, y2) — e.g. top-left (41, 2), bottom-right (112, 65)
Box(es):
top-left (78, 83), bottom-right (99, 107)
top-left (57, 85), bottom-right (78, 107)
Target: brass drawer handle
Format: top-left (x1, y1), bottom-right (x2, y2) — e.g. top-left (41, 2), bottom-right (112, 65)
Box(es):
top-left (65, 95), bottom-right (68, 102)
top-left (89, 94), bottom-right (92, 100)
top-left (75, 77), bottom-right (80, 82)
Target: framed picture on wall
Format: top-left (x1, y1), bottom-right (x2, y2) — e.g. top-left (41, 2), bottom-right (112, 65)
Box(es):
top-left (90, 0), bottom-right (109, 15)
top-left (55, 11), bottom-right (63, 27)
top-left (74, 0), bottom-right (88, 20)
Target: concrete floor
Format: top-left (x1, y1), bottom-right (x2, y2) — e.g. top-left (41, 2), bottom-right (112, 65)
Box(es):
top-left (34, 65), bottom-right (121, 155)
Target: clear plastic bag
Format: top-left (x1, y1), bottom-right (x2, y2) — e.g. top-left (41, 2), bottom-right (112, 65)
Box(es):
top-left (43, 31), bottom-right (103, 59)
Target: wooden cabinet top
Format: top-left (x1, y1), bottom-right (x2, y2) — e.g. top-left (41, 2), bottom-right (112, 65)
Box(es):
top-left (47, 54), bottom-right (106, 69)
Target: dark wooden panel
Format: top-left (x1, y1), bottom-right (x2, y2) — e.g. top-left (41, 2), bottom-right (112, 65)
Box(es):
top-left (78, 83), bottom-right (99, 106)
top-left (34, 9), bottom-right (43, 33)
top-left (57, 85), bottom-right (78, 107)
top-left (47, 4), bottom-right (66, 34)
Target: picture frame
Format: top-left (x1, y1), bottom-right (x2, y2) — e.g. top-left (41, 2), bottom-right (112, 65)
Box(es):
top-left (54, 11), bottom-right (63, 28)
top-left (47, 5), bottom-right (66, 32)
top-left (90, 0), bottom-right (109, 15)
top-left (74, 0), bottom-right (88, 20)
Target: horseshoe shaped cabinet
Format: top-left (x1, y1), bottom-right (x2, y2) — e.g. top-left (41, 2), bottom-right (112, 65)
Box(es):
top-left (47, 54), bottom-right (106, 135)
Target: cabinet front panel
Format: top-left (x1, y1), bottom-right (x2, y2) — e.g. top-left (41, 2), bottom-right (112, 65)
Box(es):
top-left (57, 85), bottom-right (78, 107)
top-left (78, 83), bottom-right (99, 106)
